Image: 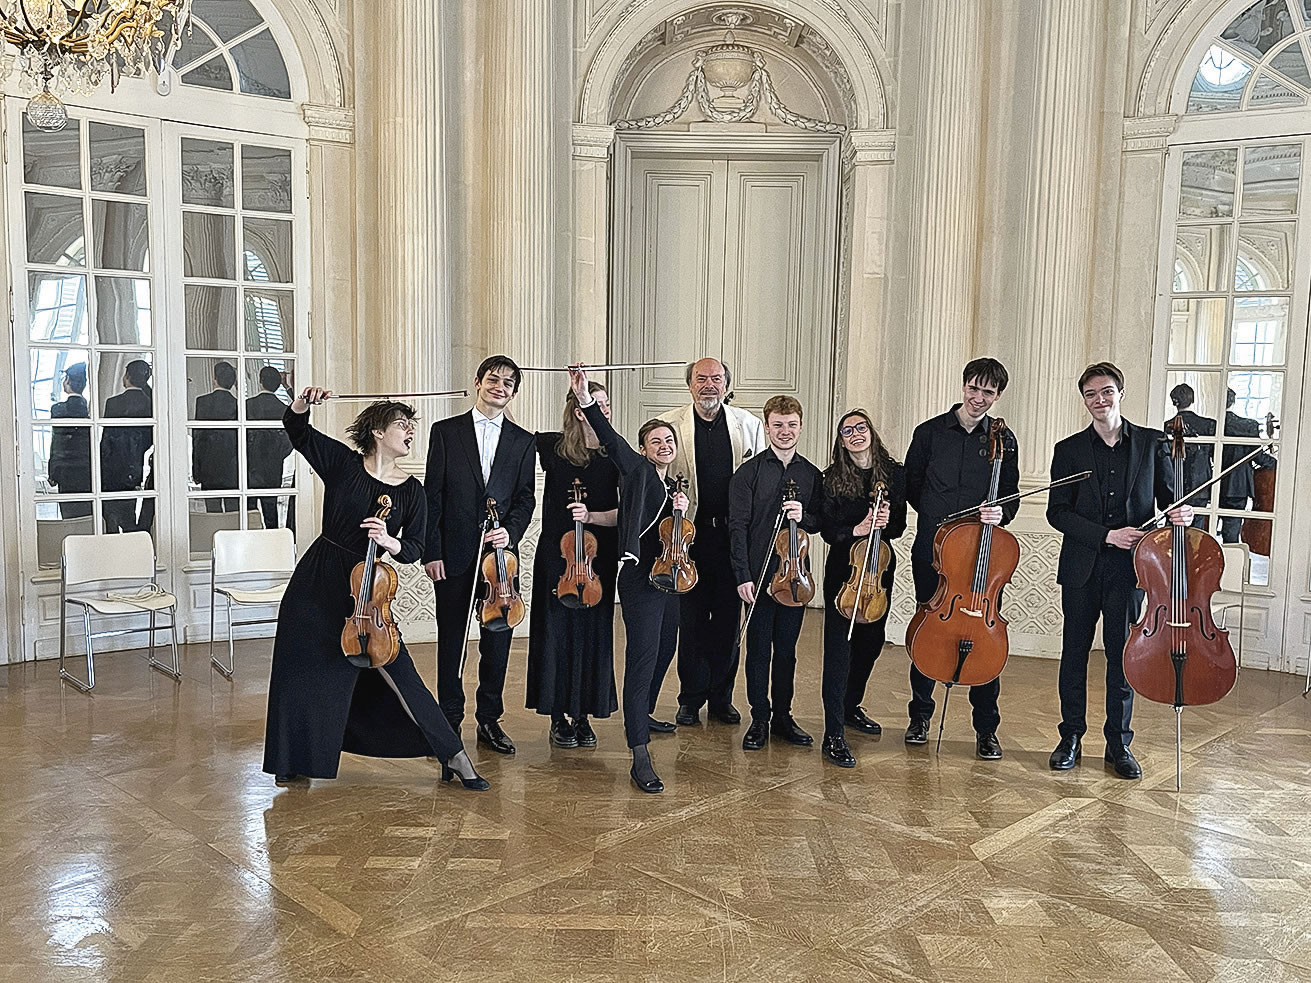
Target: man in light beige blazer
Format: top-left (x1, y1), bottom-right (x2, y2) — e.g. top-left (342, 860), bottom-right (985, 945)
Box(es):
top-left (659, 358), bottom-right (766, 728)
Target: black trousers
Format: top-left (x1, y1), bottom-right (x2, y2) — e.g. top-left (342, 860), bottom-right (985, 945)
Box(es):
top-left (676, 526), bottom-right (742, 710)
top-left (1219, 496), bottom-right (1247, 543)
top-left (618, 565), bottom-right (679, 748)
top-left (906, 543), bottom-right (1000, 733)
top-left (744, 594), bottom-right (806, 723)
top-left (434, 564), bottom-right (514, 730)
top-left (252, 495), bottom-right (294, 531)
top-left (1058, 551), bottom-right (1140, 748)
top-left (821, 589), bottom-right (891, 738)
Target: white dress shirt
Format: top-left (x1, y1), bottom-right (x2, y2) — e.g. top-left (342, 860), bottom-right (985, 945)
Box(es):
top-left (472, 407), bottom-right (503, 483)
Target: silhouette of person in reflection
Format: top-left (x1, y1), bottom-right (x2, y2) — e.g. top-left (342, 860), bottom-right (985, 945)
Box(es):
top-left (48, 361), bottom-right (92, 519)
top-left (194, 360), bottom-right (239, 512)
top-left (1165, 384), bottom-right (1214, 530)
top-left (1220, 388), bottom-right (1277, 543)
top-left (246, 366), bottom-right (295, 531)
top-left (101, 359), bottom-right (154, 534)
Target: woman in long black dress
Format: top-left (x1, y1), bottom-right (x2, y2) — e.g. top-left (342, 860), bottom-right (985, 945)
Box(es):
top-left (263, 387), bottom-right (487, 790)
top-left (569, 368), bottom-right (685, 794)
top-left (526, 382), bottom-right (620, 747)
top-left (819, 409), bottom-right (907, 769)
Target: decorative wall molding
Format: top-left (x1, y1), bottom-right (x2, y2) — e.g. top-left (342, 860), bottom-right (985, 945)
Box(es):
top-left (573, 122), bottom-right (618, 158)
top-left (843, 127), bottom-right (896, 165)
top-left (1122, 113), bottom-right (1180, 153)
top-left (303, 103), bottom-right (355, 143)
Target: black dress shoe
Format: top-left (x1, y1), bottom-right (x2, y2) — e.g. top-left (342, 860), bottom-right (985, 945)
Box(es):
top-left (976, 732), bottom-right (1003, 760)
top-left (573, 718), bottom-right (597, 747)
top-left (630, 765), bottom-right (664, 794)
top-left (905, 718), bottom-right (930, 745)
top-left (771, 716), bottom-right (814, 746)
top-left (675, 705), bottom-right (700, 726)
top-left (441, 763), bottom-right (491, 791)
top-left (273, 773), bottom-right (305, 785)
top-left (844, 708), bottom-right (882, 736)
top-left (647, 716), bottom-right (677, 734)
top-left (549, 718), bottom-right (578, 748)
top-left (477, 721), bottom-right (516, 755)
top-left (742, 719), bottom-right (769, 751)
top-left (1105, 745), bottom-right (1142, 779)
top-left (1049, 734), bottom-right (1082, 771)
top-left (708, 704), bottom-right (741, 725)
top-left (822, 735), bottom-right (856, 768)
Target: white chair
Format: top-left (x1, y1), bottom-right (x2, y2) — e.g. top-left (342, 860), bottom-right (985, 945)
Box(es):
top-left (1213, 542), bottom-right (1249, 671)
top-left (210, 528), bottom-right (296, 678)
top-left (59, 531), bottom-right (181, 693)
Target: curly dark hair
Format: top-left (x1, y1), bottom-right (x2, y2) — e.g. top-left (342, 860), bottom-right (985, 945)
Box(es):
top-left (346, 400), bottom-right (417, 455)
top-left (824, 409), bottom-right (896, 500)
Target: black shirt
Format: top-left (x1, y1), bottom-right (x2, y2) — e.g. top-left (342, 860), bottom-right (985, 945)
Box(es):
top-left (1091, 432), bottom-right (1129, 530)
top-left (904, 405), bottom-right (1021, 546)
top-left (728, 447), bottom-right (824, 585)
top-left (693, 408), bottom-right (733, 525)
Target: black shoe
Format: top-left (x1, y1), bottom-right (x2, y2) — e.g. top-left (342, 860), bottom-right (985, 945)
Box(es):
top-left (905, 718), bottom-right (930, 745)
top-left (742, 719), bottom-right (769, 751)
top-left (976, 732), bottom-right (1003, 760)
top-left (771, 717), bottom-right (814, 746)
top-left (822, 735), bottom-right (856, 768)
top-left (630, 764), bottom-right (664, 793)
top-left (1049, 734), bottom-right (1082, 771)
top-left (573, 718), bottom-right (597, 747)
top-left (844, 708), bottom-right (882, 736)
top-left (273, 773), bottom-right (304, 785)
top-left (441, 762), bottom-right (491, 791)
top-left (647, 716), bottom-right (677, 734)
top-left (1104, 745), bottom-right (1142, 779)
top-left (549, 717), bottom-right (578, 748)
top-left (708, 704), bottom-right (741, 725)
top-left (675, 705), bottom-right (700, 726)
top-left (477, 721), bottom-right (516, 755)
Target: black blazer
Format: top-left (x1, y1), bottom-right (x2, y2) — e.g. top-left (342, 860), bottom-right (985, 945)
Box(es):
top-left (100, 388), bottom-right (153, 491)
top-left (246, 391), bottom-right (293, 486)
top-left (1221, 411), bottom-right (1278, 502)
top-left (422, 410), bottom-right (536, 576)
top-left (49, 395), bottom-right (91, 493)
top-left (1164, 409), bottom-right (1215, 507)
top-left (193, 389), bottom-right (239, 489)
top-left (1046, 420), bottom-right (1175, 588)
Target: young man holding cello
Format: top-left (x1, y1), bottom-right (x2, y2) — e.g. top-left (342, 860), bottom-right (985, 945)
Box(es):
top-left (730, 395), bottom-right (824, 752)
top-left (423, 355), bottom-right (537, 755)
top-left (1047, 362), bottom-right (1190, 779)
top-left (903, 358), bottom-right (1020, 759)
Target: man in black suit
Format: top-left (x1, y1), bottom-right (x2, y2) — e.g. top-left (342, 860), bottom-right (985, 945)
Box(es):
top-left (1166, 383), bottom-right (1214, 530)
top-left (246, 365), bottom-right (295, 530)
top-left (194, 361), bottom-right (239, 512)
top-left (1047, 361), bottom-right (1191, 780)
top-left (48, 362), bottom-right (92, 518)
top-left (1220, 388), bottom-right (1278, 543)
top-left (423, 355), bottom-right (537, 754)
top-left (101, 359), bottom-right (154, 534)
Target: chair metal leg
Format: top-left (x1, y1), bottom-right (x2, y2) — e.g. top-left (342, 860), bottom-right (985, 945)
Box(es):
top-left (1237, 592), bottom-right (1245, 672)
top-left (211, 594), bottom-right (235, 678)
top-left (148, 607), bottom-right (182, 682)
top-left (208, 584), bottom-right (218, 671)
top-left (58, 600), bottom-right (95, 694)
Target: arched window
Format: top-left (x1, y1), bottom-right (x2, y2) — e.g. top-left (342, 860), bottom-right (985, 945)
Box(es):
top-left (172, 0), bottom-right (292, 101)
top-left (1187, 0), bottom-right (1311, 112)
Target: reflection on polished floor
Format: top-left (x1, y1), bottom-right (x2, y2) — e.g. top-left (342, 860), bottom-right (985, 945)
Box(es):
top-left (3, 624), bottom-right (1311, 983)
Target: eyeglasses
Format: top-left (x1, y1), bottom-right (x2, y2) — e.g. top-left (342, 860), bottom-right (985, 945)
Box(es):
top-left (839, 422), bottom-right (869, 437)
top-left (389, 419), bottom-right (417, 433)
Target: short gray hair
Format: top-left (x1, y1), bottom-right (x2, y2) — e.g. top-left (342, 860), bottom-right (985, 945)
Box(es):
top-left (685, 359), bottom-right (732, 390)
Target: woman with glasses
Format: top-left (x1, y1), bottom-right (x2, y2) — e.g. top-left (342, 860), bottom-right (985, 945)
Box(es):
top-left (818, 410), bottom-right (906, 767)
top-left (263, 389), bottom-right (488, 791)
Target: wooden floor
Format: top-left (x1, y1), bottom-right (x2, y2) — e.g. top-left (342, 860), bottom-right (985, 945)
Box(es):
top-left (3, 625), bottom-right (1311, 983)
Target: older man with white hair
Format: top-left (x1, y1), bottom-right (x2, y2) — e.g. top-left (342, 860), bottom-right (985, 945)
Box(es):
top-left (659, 358), bottom-right (766, 727)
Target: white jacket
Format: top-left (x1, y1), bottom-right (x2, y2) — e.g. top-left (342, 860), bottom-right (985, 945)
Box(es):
top-left (659, 402), bottom-right (766, 522)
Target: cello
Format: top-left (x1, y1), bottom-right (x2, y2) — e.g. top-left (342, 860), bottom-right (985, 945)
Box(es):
top-left (478, 499), bottom-right (526, 632)
top-left (341, 495), bottom-right (401, 669)
top-left (768, 478), bottom-right (815, 607)
top-left (835, 481), bottom-right (891, 640)
top-left (1241, 412), bottom-right (1279, 557)
top-left (1123, 415), bottom-right (1236, 789)
top-left (905, 420), bottom-right (1019, 745)
top-left (650, 473), bottom-right (698, 594)
top-left (556, 478), bottom-right (602, 609)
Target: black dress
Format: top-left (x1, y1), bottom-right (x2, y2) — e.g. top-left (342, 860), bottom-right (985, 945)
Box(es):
top-left (262, 406), bottom-right (463, 779)
top-left (525, 433), bottom-right (620, 719)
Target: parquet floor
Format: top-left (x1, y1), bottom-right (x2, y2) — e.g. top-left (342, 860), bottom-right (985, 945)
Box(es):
top-left (3, 624), bottom-right (1311, 982)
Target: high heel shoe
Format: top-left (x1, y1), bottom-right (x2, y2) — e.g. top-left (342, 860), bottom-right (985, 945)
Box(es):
top-left (441, 763), bottom-right (490, 791)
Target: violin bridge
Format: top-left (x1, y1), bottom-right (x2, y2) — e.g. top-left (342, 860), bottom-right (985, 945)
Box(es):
top-left (961, 608), bottom-right (983, 618)
top-left (1167, 621), bottom-right (1192, 628)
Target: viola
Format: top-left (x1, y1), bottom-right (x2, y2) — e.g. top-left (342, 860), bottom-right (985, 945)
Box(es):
top-left (478, 499), bottom-right (525, 631)
top-left (1241, 412), bottom-right (1279, 557)
top-left (1124, 416), bottom-right (1236, 711)
top-left (768, 478), bottom-right (814, 607)
top-left (650, 473), bottom-right (697, 594)
top-left (906, 419), bottom-right (1019, 692)
top-left (341, 495), bottom-right (401, 668)
top-left (836, 481), bottom-right (892, 638)
top-left (556, 478), bottom-right (602, 609)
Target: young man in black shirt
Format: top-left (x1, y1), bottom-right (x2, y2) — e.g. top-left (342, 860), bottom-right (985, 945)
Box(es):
top-left (903, 358), bottom-right (1020, 760)
top-left (730, 395), bottom-right (824, 751)
top-left (1047, 362), bottom-right (1189, 779)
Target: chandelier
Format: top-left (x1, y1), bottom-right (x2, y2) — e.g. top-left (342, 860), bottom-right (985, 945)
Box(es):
top-left (1, 0), bottom-right (193, 132)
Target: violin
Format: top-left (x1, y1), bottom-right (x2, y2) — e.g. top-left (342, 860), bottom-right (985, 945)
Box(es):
top-left (556, 478), bottom-right (602, 609)
top-left (906, 419), bottom-right (1019, 692)
top-left (341, 495), bottom-right (401, 668)
top-left (1241, 411), bottom-right (1279, 557)
top-left (478, 499), bottom-right (525, 631)
top-left (650, 473), bottom-right (697, 594)
top-left (768, 478), bottom-right (815, 607)
top-left (836, 481), bottom-right (892, 638)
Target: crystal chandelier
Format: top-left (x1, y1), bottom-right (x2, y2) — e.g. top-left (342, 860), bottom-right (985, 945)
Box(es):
top-left (1, 0), bottom-right (193, 131)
